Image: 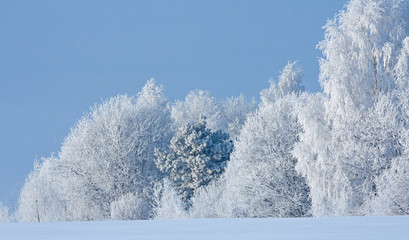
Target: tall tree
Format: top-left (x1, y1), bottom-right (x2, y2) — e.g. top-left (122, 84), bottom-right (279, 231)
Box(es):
top-left (367, 37), bottom-right (409, 215)
top-left (222, 62), bottom-right (310, 218)
top-left (318, 0), bottom-right (409, 124)
top-left (294, 0), bottom-right (409, 216)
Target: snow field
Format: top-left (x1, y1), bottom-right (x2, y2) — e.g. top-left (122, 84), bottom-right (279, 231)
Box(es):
top-left (1, 215), bottom-right (408, 240)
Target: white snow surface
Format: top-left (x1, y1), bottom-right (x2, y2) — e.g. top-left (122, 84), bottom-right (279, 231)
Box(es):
top-left (1, 216), bottom-right (408, 240)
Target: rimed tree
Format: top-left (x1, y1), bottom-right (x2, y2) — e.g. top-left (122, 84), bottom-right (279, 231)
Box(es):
top-left (18, 80), bottom-right (172, 221)
top-left (17, 157), bottom-right (67, 222)
top-left (155, 116), bottom-right (233, 206)
top-left (222, 62), bottom-right (310, 218)
top-left (294, 0), bottom-right (409, 216)
top-left (151, 178), bottom-right (188, 219)
top-left (171, 90), bottom-right (255, 140)
top-left (0, 202), bottom-right (12, 222)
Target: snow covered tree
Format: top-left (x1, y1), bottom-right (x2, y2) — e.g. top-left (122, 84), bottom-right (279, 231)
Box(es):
top-left (171, 90), bottom-right (255, 139)
top-left (366, 38), bottom-right (409, 216)
top-left (223, 96), bottom-right (310, 218)
top-left (366, 38), bottom-right (409, 215)
top-left (260, 61), bottom-right (303, 105)
top-left (110, 192), bottom-right (149, 220)
top-left (17, 157), bottom-right (67, 222)
top-left (18, 80), bottom-right (173, 221)
top-left (155, 116), bottom-right (233, 206)
top-left (295, 93), bottom-right (403, 216)
top-left (395, 37), bottom-right (409, 124)
top-left (278, 61), bottom-right (304, 96)
top-left (0, 202), bottom-right (12, 222)
top-left (369, 154), bottom-right (409, 215)
top-left (222, 63), bottom-right (310, 218)
top-left (219, 95), bottom-right (257, 139)
top-left (171, 90), bottom-right (225, 132)
top-left (348, 95), bottom-right (402, 214)
top-left (152, 178), bottom-right (188, 219)
top-left (395, 37), bottom-right (409, 90)
top-left (56, 79), bottom-right (172, 221)
top-left (292, 93), bottom-right (336, 216)
top-left (293, 0), bottom-right (409, 216)
top-left (189, 179), bottom-right (228, 218)
top-left (318, 0), bottom-right (409, 124)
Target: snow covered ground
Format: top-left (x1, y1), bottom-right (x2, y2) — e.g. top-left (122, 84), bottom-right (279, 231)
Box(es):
top-left (1, 216), bottom-right (408, 240)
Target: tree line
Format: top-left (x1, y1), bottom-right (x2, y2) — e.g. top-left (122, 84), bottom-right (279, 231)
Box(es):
top-left (1, 0), bottom-right (409, 222)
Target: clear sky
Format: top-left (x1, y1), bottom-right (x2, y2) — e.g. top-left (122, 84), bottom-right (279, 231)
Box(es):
top-left (0, 0), bottom-right (347, 208)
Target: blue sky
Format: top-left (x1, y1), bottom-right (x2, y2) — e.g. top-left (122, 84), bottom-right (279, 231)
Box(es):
top-left (0, 0), bottom-right (347, 208)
